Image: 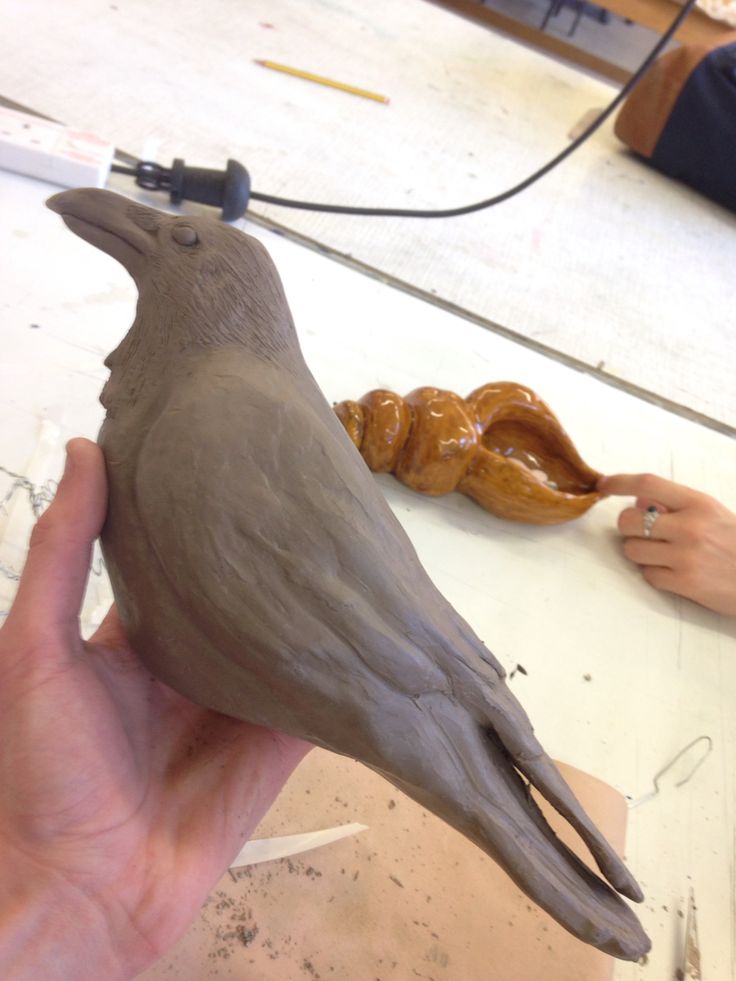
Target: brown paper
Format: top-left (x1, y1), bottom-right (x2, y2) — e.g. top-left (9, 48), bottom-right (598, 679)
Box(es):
top-left (139, 753), bottom-right (628, 980)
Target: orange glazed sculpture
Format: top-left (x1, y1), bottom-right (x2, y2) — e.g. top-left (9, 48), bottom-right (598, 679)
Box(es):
top-left (334, 383), bottom-right (601, 524)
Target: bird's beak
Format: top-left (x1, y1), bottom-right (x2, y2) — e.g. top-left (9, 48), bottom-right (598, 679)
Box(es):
top-left (46, 188), bottom-right (154, 280)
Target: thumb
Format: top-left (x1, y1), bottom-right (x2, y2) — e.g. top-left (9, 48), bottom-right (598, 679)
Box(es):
top-left (6, 439), bottom-right (107, 642)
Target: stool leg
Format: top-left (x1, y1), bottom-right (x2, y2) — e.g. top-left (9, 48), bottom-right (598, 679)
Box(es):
top-left (569, 0), bottom-right (585, 36)
top-left (540, 0), bottom-right (560, 31)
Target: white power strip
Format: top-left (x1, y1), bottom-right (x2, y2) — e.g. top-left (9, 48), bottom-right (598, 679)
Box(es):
top-left (0, 105), bottom-right (114, 188)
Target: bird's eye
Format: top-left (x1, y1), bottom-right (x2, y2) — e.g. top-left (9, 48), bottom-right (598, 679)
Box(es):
top-left (172, 225), bottom-right (198, 246)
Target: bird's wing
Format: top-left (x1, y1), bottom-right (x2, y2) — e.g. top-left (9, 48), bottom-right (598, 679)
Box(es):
top-left (132, 360), bottom-right (459, 721)
top-left (131, 359), bottom-right (649, 954)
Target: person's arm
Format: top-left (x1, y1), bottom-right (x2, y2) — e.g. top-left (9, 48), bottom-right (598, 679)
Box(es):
top-left (598, 472), bottom-right (736, 616)
top-left (0, 439), bottom-right (309, 979)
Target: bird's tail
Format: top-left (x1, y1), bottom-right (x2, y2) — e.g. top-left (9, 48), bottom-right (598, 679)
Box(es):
top-left (377, 684), bottom-right (650, 961)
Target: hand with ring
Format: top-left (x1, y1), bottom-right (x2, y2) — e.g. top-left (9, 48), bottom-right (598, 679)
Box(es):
top-left (598, 472), bottom-right (736, 616)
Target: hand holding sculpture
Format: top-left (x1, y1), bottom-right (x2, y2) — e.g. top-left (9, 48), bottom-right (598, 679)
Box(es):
top-left (0, 439), bottom-right (308, 979)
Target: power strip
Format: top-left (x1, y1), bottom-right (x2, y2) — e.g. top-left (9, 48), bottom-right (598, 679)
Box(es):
top-left (0, 105), bottom-right (113, 189)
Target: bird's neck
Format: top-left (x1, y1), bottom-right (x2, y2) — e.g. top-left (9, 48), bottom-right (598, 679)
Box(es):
top-left (100, 311), bottom-right (171, 412)
top-left (100, 306), bottom-right (305, 414)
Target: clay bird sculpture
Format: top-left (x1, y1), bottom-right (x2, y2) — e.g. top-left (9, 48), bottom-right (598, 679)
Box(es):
top-left (47, 189), bottom-right (650, 961)
top-left (334, 384), bottom-right (601, 524)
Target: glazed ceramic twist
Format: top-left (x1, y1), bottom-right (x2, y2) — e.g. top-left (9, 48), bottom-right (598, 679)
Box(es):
top-left (335, 383), bottom-right (601, 524)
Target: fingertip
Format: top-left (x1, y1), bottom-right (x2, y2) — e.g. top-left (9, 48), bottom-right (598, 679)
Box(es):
top-left (596, 473), bottom-right (635, 497)
top-left (65, 437), bottom-right (105, 472)
top-left (66, 436), bottom-right (92, 455)
top-left (58, 439), bottom-right (108, 528)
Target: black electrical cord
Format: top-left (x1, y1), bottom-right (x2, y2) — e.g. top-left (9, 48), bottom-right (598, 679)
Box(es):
top-left (105, 0), bottom-right (696, 220)
top-left (242, 0), bottom-right (697, 218)
top-left (2, 1), bottom-right (699, 222)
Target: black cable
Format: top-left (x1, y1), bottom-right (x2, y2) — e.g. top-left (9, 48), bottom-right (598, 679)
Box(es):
top-left (246, 0), bottom-right (697, 218)
top-left (1, 0), bottom-right (698, 221)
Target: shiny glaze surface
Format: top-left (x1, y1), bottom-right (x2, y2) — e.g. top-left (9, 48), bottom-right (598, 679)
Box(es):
top-left (335, 382), bottom-right (601, 524)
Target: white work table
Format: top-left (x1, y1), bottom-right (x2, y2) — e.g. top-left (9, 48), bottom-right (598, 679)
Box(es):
top-left (2, 167), bottom-right (735, 980)
top-left (3, 0), bottom-right (735, 429)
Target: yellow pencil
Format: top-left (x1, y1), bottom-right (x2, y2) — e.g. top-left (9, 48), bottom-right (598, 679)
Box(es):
top-left (254, 59), bottom-right (389, 105)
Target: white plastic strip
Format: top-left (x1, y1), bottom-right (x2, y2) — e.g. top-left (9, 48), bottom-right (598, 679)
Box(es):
top-left (230, 822), bottom-right (368, 868)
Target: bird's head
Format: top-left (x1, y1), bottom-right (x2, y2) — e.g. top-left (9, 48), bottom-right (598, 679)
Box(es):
top-left (46, 188), bottom-right (297, 361)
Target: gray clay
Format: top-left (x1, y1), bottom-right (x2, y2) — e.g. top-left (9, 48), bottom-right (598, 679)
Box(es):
top-left (48, 189), bottom-right (650, 961)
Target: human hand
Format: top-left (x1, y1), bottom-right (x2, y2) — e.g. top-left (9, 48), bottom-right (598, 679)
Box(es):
top-left (0, 439), bottom-right (310, 980)
top-left (598, 472), bottom-right (736, 616)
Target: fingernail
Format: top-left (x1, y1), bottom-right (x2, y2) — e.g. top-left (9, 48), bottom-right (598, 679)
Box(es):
top-left (63, 445), bottom-right (76, 480)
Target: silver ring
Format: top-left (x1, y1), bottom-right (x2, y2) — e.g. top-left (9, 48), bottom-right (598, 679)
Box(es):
top-left (643, 506), bottom-right (659, 539)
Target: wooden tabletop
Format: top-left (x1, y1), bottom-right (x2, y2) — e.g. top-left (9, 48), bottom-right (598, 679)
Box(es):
top-left (432, 0), bottom-right (731, 81)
